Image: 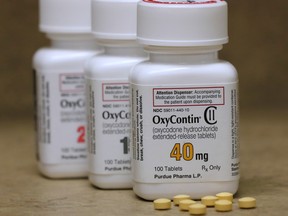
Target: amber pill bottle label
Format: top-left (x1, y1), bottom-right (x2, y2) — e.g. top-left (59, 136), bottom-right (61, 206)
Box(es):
top-left (131, 83), bottom-right (240, 183)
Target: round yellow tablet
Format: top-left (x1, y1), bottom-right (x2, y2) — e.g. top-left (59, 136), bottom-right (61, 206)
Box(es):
top-left (173, 195), bottom-right (191, 205)
top-left (238, 197), bottom-right (256, 209)
top-left (153, 198), bottom-right (171, 210)
top-left (215, 200), bottom-right (233, 212)
top-left (179, 199), bottom-right (197, 211)
top-left (189, 203), bottom-right (206, 215)
top-left (216, 192), bottom-right (233, 202)
top-left (201, 196), bottom-right (218, 207)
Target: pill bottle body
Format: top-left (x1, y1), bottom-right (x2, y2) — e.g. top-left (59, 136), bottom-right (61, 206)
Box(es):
top-left (130, 46), bottom-right (240, 200)
top-left (33, 33), bottom-right (102, 178)
top-left (85, 41), bottom-right (147, 188)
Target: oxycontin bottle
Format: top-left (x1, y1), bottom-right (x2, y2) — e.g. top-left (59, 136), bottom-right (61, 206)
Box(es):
top-left (85, 0), bottom-right (147, 188)
top-left (33, 0), bottom-right (102, 178)
top-left (130, 0), bottom-right (239, 200)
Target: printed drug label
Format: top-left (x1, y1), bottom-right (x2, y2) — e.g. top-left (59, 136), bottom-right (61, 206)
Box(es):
top-left (88, 80), bottom-right (131, 174)
top-left (132, 83), bottom-right (239, 183)
top-left (36, 72), bottom-right (87, 164)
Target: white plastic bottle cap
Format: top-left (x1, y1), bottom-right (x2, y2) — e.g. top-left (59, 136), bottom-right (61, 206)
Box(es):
top-left (92, 0), bottom-right (139, 40)
top-left (39, 0), bottom-right (92, 33)
top-left (137, 0), bottom-right (228, 46)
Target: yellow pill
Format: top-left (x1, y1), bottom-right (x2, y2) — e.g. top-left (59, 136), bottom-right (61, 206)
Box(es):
top-left (216, 192), bottom-right (233, 202)
top-left (153, 198), bottom-right (171, 210)
top-left (238, 197), bottom-right (256, 209)
top-left (201, 196), bottom-right (218, 207)
top-left (189, 203), bottom-right (206, 215)
top-left (179, 199), bottom-right (197, 211)
top-left (173, 195), bottom-right (191, 205)
top-left (215, 200), bottom-right (233, 212)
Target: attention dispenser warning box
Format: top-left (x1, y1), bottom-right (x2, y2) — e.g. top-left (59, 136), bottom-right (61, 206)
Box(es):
top-left (59, 74), bottom-right (85, 93)
top-left (102, 83), bottom-right (130, 102)
top-left (153, 87), bottom-right (225, 107)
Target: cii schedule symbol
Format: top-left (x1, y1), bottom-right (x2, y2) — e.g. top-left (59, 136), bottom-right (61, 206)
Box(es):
top-left (204, 106), bottom-right (217, 125)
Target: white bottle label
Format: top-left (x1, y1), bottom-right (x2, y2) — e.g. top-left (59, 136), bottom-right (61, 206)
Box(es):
top-left (132, 83), bottom-right (239, 183)
top-left (87, 79), bottom-right (131, 174)
top-left (36, 72), bottom-right (87, 164)
top-left (148, 0), bottom-right (219, 4)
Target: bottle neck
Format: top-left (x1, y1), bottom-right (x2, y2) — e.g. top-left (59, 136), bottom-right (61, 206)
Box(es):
top-left (99, 40), bottom-right (146, 57)
top-left (47, 33), bottom-right (100, 50)
top-left (146, 45), bottom-right (222, 64)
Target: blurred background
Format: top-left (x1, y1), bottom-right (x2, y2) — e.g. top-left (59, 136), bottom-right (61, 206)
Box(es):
top-left (0, 0), bottom-right (287, 120)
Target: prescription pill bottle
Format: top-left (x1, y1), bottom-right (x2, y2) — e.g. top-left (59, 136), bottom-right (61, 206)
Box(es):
top-left (85, 0), bottom-right (147, 189)
top-left (33, 0), bottom-right (102, 178)
top-left (130, 0), bottom-right (239, 200)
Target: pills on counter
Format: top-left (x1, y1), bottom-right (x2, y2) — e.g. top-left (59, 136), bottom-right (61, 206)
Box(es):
top-left (179, 199), bottom-right (197, 211)
top-left (189, 203), bottom-right (206, 215)
top-left (153, 198), bottom-right (171, 210)
top-left (153, 193), bottom-right (257, 214)
top-left (173, 195), bottom-right (191, 205)
top-left (201, 196), bottom-right (218, 207)
top-left (215, 200), bottom-right (233, 212)
top-left (238, 197), bottom-right (256, 209)
top-left (216, 192), bottom-right (233, 202)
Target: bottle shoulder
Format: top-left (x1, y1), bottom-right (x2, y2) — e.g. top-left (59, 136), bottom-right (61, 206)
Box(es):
top-left (85, 54), bottom-right (147, 79)
top-left (33, 47), bottom-right (100, 71)
top-left (130, 60), bottom-right (238, 85)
